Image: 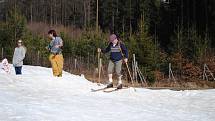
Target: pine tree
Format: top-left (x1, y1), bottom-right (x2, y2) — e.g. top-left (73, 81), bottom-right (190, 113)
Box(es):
top-left (0, 7), bottom-right (27, 59)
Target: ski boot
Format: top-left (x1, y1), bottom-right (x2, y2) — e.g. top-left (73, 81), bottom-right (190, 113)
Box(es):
top-left (106, 82), bottom-right (113, 88)
top-left (116, 83), bottom-right (123, 89)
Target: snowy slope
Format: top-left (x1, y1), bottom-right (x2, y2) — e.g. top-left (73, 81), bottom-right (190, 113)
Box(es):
top-left (0, 65), bottom-right (214, 121)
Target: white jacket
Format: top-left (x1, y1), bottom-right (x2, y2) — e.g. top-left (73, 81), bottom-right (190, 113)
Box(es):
top-left (12, 46), bottom-right (26, 67)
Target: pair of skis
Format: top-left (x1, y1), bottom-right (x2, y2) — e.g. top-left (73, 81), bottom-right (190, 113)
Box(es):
top-left (91, 86), bottom-right (127, 93)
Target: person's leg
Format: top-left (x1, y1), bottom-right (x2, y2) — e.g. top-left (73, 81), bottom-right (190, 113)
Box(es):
top-left (49, 54), bottom-right (59, 76)
top-left (115, 60), bottom-right (123, 89)
top-left (55, 54), bottom-right (64, 77)
top-left (15, 67), bottom-right (18, 75)
top-left (19, 66), bottom-right (22, 75)
top-left (15, 67), bottom-right (22, 75)
top-left (107, 60), bottom-right (114, 87)
top-left (108, 74), bottom-right (113, 83)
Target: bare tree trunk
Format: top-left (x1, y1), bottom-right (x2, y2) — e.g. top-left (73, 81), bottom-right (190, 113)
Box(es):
top-left (129, 0), bottom-right (132, 37)
top-left (96, 0), bottom-right (99, 33)
top-left (88, 0), bottom-right (91, 27)
top-left (30, 0), bottom-right (33, 24)
top-left (193, 0), bottom-right (196, 26)
top-left (112, 0), bottom-right (115, 32)
top-left (54, 0), bottom-right (57, 25)
top-left (61, 0), bottom-right (63, 25)
top-left (122, 16), bottom-right (125, 40)
top-left (205, 0), bottom-right (208, 32)
top-left (181, 0), bottom-right (183, 27)
top-left (14, 0), bottom-right (17, 42)
top-left (50, 1), bottom-right (53, 26)
top-left (73, 4), bottom-right (76, 26)
top-left (64, 0), bottom-right (67, 26)
top-left (84, 0), bottom-right (87, 30)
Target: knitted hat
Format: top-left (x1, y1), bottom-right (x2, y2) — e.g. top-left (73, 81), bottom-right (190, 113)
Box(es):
top-left (109, 34), bottom-right (117, 43)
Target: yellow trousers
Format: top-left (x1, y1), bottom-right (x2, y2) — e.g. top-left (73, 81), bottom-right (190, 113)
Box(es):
top-left (49, 54), bottom-right (64, 77)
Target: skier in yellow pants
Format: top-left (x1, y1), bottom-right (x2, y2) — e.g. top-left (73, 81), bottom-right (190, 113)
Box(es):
top-left (49, 54), bottom-right (64, 77)
top-left (47, 30), bottom-right (64, 77)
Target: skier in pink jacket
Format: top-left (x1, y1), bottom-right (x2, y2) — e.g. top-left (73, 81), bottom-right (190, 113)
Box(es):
top-left (0, 58), bottom-right (10, 74)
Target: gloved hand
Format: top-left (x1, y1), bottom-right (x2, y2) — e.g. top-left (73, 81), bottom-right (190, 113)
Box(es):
top-left (124, 58), bottom-right (128, 63)
top-left (97, 48), bottom-right (101, 53)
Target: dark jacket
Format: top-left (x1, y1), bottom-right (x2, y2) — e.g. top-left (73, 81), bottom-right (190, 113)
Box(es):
top-left (102, 42), bottom-right (128, 62)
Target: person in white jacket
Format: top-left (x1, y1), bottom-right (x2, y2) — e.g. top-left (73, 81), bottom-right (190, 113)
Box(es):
top-left (12, 40), bottom-right (26, 75)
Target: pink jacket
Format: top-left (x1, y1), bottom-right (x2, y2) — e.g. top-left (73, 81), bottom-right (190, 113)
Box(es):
top-left (1, 58), bottom-right (10, 73)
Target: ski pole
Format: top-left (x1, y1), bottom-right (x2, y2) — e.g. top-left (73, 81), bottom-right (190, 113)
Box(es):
top-left (119, 44), bottom-right (136, 91)
top-left (125, 61), bottom-right (136, 91)
top-left (97, 49), bottom-right (101, 85)
top-left (98, 58), bottom-right (102, 85)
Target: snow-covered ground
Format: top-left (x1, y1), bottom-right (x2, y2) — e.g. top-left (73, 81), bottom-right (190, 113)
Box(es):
top-left (0, 65), bottom-right (214, 121)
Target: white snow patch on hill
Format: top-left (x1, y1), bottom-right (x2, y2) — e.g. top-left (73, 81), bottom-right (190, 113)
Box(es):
top-left (0, 65), bottom-right (214, 121)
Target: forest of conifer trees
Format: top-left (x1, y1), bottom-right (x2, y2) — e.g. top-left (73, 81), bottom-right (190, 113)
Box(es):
top-left (0, 0), bottom-right (215, 88)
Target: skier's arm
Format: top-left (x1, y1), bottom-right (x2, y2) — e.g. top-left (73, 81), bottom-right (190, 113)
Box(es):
top-left (17, 47), bottom-right (26, 63)
top-left (46, 41), bottom-right (53, 50)
top-left (120, 44), bottom-right (128, 59)
top-left (46, 44), bottom-right (51, 50)
top-left (55, 37), bottom-right (63, 48)
top-left (20, 47), bottom-right (26, 61)
top-left (59, 38), bottom-right (63, 47)
top-left (101, 43), bottom-right (111, 53)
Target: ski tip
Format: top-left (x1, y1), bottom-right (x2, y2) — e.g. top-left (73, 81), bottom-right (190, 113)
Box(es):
top-left (130, 87), bottom-right (137, 92)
